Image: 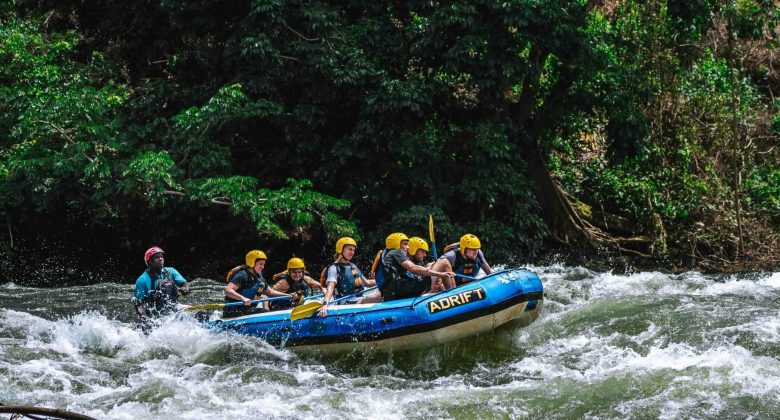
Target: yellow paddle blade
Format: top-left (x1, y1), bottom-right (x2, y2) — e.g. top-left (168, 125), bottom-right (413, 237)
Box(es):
top-left (290, 301), bottom-right (323, 321)
top-left (184, 303), bottom-right (225, 311)
top-left (428, 214), bottom-right (435, 243)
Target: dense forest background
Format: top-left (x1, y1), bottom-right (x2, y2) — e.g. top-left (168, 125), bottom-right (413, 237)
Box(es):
top-left (1, 0), bottom-right (778, 285)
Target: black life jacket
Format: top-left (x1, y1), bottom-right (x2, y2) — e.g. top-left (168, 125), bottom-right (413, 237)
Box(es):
top-left (149, 268), bottom-right (178, 311)
top-left (381, 250), bottom-right (427, 301)
top-left (381, 251), bottom-right (414, 285)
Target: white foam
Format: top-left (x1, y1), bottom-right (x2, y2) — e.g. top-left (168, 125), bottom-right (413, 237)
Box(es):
top-left (4, 267), bottom-right (780, 418)
top-left (718, 311), bottom-right (780, 346)
top-left (587, 271), bottom-right (675, 300)
top-left (758, 272), bottom-right (780, 288)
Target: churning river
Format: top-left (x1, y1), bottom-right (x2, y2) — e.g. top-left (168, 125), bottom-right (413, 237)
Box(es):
top-left (2, 265), bottom-right (780, 419)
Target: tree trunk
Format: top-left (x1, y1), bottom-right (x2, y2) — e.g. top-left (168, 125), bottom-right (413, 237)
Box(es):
top-left (516, 129), bottom-right (595, 248)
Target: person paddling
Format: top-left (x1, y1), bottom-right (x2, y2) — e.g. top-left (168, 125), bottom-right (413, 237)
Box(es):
top-left (408, 236), bottom-right (446, 294)
top-left (382, 236), bottom-right (454, 301)
top-left (318, 237), bottom-right (375, 317)
top-left (133, 247), bottom-right (191, 322)
top-left (223, 250), bottom-right (292, 318)
top-left (269, 257), bottom-right (322, 311)
top-left (431, 234), bottom-right (492, 289)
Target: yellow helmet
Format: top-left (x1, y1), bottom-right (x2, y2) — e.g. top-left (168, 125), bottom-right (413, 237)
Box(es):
top-left (459, 234), bottom-right (481, 254)
top-left (287, 257), bottom-right (305, 270)
top-left (385, 232), bottom-right (409, 250)
top-left (245, 250), bottom-right (267, 267)
top-left (408, 237), bottom-right (429, 255)
top-left (335, 237), bottom-right (357, 254)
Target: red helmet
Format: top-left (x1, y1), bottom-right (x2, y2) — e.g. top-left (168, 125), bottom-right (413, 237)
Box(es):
top-left (144, 246), bottom-right (164, 266)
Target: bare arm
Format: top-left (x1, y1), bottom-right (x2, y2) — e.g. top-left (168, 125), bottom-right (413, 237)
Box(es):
top-left (400, 260), bottom-right (454, 281)
top-left (479, 250), bottom-right (492, 274)
top-left (481, 262), bottom-right (492, 275)
top-left (361, 275), bottom-right (376, 287)
top-left (224, 282), bottom-right (251, 305)
top-left (263, 287), bottom-right (292, 299)
top-left (318, 281), bottom-right (336, 317)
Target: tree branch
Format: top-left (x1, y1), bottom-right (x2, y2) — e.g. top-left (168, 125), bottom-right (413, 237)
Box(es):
top-left (36, 119), bottom-right (75, 144)
top-left (283, 21), bottom-right (320, 42)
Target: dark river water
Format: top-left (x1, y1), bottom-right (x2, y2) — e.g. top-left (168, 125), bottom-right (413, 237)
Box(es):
top-left (2, 265), bottom-right (780, 419)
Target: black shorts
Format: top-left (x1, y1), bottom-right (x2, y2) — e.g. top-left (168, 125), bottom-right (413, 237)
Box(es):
top-left (382, 278), bottom-right (428, 302)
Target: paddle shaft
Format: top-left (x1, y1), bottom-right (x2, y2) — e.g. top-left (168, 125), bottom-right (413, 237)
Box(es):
top-left (328, 285), bottom-right (378, 305)
top-left (223, 295), bottom-right (291, 308)
top-left (290, 286), bottom-right (378, 321)
top-left (185, 295), bottom-right (292, 311)
top-left (428, 214), bottom-right (438, 259)
top-left (454, 273), bottom-right (479, 282)
top-left (302, 293), bottom-right (324, 302)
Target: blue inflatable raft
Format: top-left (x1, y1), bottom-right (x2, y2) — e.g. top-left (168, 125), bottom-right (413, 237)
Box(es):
top-left (208, 269), bottom-right (544, 353)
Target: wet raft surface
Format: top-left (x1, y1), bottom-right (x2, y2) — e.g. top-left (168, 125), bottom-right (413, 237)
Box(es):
top-left (210, 269), bottom-right (542, 353)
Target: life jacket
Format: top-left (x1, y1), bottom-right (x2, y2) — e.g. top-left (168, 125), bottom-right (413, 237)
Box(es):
top-left (149, 268), bottom-right (178, 311)
top-left (380, 250), bottom-right (422, 290)
top-left (226, 265), bottom-right (252, 285)
top-left (319, 262), bottom-right (362, 297)
top-left (270, 269), bottom-right (312, 287)
top-left (268, 273), bottom-right (313, 311)
top-left (225, 265), bottom-right (265, 301)
top-left (270, 271), bottom-right (287, 287)
top-left (441, 242), bottom-right (459, 254)
top-left (370, 249), bottom-right (388, 289)
top-left (442, 243), bottom-right (482, 280)
top-left (272, 272), bottom-right (312, 296)
top-left (380, 249), bottom-right (427, 301)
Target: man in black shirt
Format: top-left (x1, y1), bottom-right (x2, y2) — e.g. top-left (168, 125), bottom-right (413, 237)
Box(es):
top-left (381, 237), bottom-right (454, 302)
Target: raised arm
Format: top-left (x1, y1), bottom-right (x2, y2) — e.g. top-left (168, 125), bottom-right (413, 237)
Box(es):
top-left (400, 260), bottom-right (454, 284)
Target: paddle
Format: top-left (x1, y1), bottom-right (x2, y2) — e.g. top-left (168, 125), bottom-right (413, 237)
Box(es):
top-left (454, 273), bottom-right (479, 282)
top-left (185, 295), bottom-right (292, 312)
top-left (428, 214), bottom-right (438, 259)
top-left (302, 293), bottom-right (324, 302)
top-left (290, 286), bottom-right (378, 321)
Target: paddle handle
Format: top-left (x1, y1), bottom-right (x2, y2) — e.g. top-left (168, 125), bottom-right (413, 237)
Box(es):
top-left (223, 295), bottom-right (292, 308)
top-left (328, 286), bottom-right (378, 305)
top-left (289, 286), bottom-right (378, 321)
top-left (302, 293), bottom-right (324, 302)
top-left (454, 273), bottom-right (479, 282)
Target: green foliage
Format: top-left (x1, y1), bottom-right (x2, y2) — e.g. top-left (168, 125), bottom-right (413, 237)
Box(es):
top-left (744, 168), bottom-right (780, 219)
top-left (726, 0), bottom-right (773, 39)
top-left (119, 151), bottom-right (182, 207)
top-left (547, 0), bottom-right (778, 267)
top-left (0, 17), bottom-right (129, 214)
top-left (0, 15), bottom-right (355, 248)
top-left (169, 83), bottom-right (283, 176)
top-left (185, 177), bottom-right (351, 239)
top-left (2, 0), bottom-right (778, 272)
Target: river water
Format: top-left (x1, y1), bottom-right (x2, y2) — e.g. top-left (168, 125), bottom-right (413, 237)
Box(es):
top-left (2, 265), bottom-right (780, 419)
